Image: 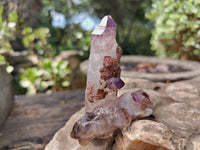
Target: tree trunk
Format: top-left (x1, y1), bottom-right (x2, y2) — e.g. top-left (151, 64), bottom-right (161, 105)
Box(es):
top-left (6, 0), bottom-right (42, 28)
top-left (5, 0), bottom-right (42, 51)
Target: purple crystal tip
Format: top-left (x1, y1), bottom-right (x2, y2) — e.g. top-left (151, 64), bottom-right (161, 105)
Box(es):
top-left (106, 16), bottom-right (115, 27)
top-left (106, 77), bottom-right (125, 90)
top-left (92, 15), bottom-right (115, 35)
top-left (131, 89), bottom-right (153, 107)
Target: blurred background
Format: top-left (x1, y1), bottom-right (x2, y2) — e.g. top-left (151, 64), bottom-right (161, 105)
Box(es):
top-left (0, 0), bottom-right (200, 95)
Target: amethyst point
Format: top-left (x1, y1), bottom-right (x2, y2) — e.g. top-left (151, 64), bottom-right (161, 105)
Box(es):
top-left (106, 77), bottom-right (125, 90)
top-left (131, 89), bottom-right (153, 107)
top-left (91, 15), bottom-right (115, 35)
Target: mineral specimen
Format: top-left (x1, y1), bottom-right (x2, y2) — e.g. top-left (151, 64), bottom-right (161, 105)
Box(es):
top-left (131, 89), bottom-right (153, 107)
top-left (71, 90), bottom-right (153, 146)
top-left (85, 15), bottom-right (122, 113)
top-left (106, 77), bottom-right (125, 90)
top-left (70, 15), bottom-right (153, 146)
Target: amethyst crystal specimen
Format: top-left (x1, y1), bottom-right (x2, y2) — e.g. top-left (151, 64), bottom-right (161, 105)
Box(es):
top-left (70, 15), bottom-right (153, 146)
top-left (85, 15), bottom-right (122, 112)
top-left (71, 90), bottom-right (153, 146)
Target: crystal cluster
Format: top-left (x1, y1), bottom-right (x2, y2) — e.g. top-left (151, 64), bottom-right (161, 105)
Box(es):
top-left (85, 15), bottom-right (123, 113)
top-left (71, 90), bottom-right (153, 145)
top-left (71, 15), bottom-right (153, 146)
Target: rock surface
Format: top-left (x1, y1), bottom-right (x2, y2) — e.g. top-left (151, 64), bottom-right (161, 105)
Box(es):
top-left (165, 82), bottom-right (200, 108)
top-left (120, 56), bottom-right (200, 82)
top-left (154, 102), bottom-right (200, 138)
top-left (186, 134), bottom-right (200, 150)
top-left (45, 76), bottom-right (200, 149)
top-left (121, 77), bottom-right (166, 92)
top-left (113, 120), bottom-right (186, 150)
top-left (0, 90), bottom-right (85, 149)
top-left (183, 76), bottom-right (200, 93)
top-left (0, 63), bottom-right (14, 130)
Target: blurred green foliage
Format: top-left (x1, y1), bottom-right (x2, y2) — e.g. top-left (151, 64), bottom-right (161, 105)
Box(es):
top-left (22, 27), bottom-right (53, 57)
top-left (19, 58), bottom-right (71, 95)
top-left (146, 0), bottom-right (200, 60)
top-left (0, 5), bottom-right (17, 51)
top-left (40, 0), bottom-right (154, 57)
top-left (0, 0), bottom-right (156, 95)
top-left (0, 54), bottom-right (14, 73)
top-left (0, 2), bottom-right (76, 95)
top-left (40, 0), bottom-right (91, 60)
top-left (0, 55), bottom-right (5, 62)
top-left (4, 0), bottom-right (200, 95)
top-left (2, 0), bottom-right (155, 58)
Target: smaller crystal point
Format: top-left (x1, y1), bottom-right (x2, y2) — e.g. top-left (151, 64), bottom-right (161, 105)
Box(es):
top-left (131, 89), bottom-right (153, 107)
top-left (92, 15), bottom-right (115, 35)
top-left (106, 77), bottom-right (125, 90)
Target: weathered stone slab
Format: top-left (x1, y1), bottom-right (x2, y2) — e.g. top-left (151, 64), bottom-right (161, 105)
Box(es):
top-left (121, 77), bottom-right (166, 92)
top-left (165, 82), bottom-right (200, 108)
top-left (0, 63), bottom-right (13, 130)
top-left (154, 102), bottom-right (200, 138)
top-left (113, 120), bottom-right (186, 150)
top-left (186, 134), bottom-right (200, 150)
top-left (178, 76), bottom-right (200, 94)
top-left (0, 90), bottom-right (84, 149)
top-left (80, 56), bottom-right (200, 82)
top-left (120, 56), bottom-right (200, 82)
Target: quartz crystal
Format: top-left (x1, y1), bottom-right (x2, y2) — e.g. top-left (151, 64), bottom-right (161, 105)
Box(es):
top-left (71, 91), bottom-right (153, 146)
top-left (85, 15), bottom-right (122, 112)
top-left (70, 15), bottom-right (153, 146)
top-left (106, 77), bottom-right (125, 90)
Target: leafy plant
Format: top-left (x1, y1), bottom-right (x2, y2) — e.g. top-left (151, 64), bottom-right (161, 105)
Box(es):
top-left (20, 58), bottom-right (72, 95)
top-left (40, 0), bottom-right (91, 60)
top-left (0, 6), bottom-right (18, 51)
top-left (22, 27), bottom-right (53, 57)
top-left (0, 55), bottom-right (14, 73)
top-left (146, 0), bottom-right (200, 60)
top-left (0, 55), bottom-right (5, 63)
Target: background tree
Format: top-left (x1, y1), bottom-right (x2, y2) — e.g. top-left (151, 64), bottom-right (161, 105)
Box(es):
top-left (147, 0), bottom-right (200, 61)
top-left (0, 0), bottom-right (156, 95)
top-left (6, 0), bottom-right (42, 28)
top-left (3, 0), bottom-right (42, 51)
top-left (40, 0), bottom-right (91, 58)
